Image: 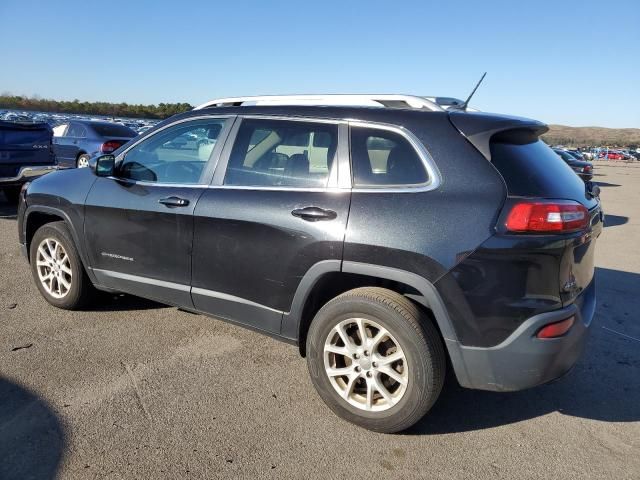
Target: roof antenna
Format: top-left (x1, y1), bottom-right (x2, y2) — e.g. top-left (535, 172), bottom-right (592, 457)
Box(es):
top-left (460, 72), bottom-right (486, 110)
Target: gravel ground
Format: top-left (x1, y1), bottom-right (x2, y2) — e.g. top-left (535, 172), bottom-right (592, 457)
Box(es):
top-left (1, 162), bottom-right (638, 479)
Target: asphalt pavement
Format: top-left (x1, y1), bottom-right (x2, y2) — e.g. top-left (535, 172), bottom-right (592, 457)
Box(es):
top-left (1, 162), bottom-right (638, 479)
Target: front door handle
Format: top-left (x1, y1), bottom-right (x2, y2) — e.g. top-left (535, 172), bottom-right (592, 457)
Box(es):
top-left (291, 206), bottom-right (337, 221)
top-left (159, 196), bottom-right (190, 207)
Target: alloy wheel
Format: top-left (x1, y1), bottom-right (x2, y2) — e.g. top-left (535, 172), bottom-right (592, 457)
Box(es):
top-left (36, 238), bottom-right (72, 299)
top-left (323, 317), bottom-right (408, 412)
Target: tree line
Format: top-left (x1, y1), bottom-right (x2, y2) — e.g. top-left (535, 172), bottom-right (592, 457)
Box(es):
top-left (0, 94), bottom-right (193, 119)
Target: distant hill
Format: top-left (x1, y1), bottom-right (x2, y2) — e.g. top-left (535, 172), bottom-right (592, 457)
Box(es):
top-left (543, 125), bottom-right (640, 148)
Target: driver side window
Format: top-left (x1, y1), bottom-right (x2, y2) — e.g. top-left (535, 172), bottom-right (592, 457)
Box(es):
top-left (118, 118), bottom-right (226, 184)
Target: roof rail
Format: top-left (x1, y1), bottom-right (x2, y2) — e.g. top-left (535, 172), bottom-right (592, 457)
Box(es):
top-left (193, 94), bottom-right (444, 111)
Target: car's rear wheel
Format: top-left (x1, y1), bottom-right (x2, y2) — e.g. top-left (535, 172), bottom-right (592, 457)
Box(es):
top-left (30, 221), bottom-right (94, 310)
top-left (306, 287), bottom-right (446, 433)
top-left (76, 154), bottom-right (91, 168)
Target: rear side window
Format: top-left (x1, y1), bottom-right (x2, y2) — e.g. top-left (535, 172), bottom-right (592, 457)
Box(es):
top-left (91, 123), bottom-right (137, 138)
top-left (224, 119), bottom-right (338, 188)
top-left (350, 127), bottom-right (428, 187)
top-left (491, 138), bottom-right (596, 207)
top-left (67, 124), bottom-right (86, 138)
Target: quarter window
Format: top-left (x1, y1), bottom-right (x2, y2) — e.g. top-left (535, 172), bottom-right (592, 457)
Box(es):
top-left (224, 119), bottom-right (338, 188)
top-left (350, 127), bottom-right (428, 187)
top-left (117, 118), bottom-right (226, 184)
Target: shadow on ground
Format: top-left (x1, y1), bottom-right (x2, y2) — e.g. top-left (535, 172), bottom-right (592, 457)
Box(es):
top-left (604, 214), bottom-right (628, 228)
top-left (409, 266), bottom-right (640, 435)
top-left (0, 377), bottom-right (66, 480)
top-left (89, 292), bottom-right (165, 312)
top-left (594, 181), bottom-right (621, 188)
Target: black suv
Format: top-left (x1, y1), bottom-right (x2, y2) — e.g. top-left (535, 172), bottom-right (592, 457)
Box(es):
top-left (17, 102), bottom-right (601, 433)
top-left (1, 120), bottom-right (57, 203)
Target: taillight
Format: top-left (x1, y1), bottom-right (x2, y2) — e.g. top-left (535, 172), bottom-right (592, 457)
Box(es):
top-left (583, 165), bottom-right (592, 173)
top-left (100, 141), bottom-right (122, 153)
top-left (537, 316), bottom-right (575, 339)
top-left (505, 200), bottom-right (589, 233)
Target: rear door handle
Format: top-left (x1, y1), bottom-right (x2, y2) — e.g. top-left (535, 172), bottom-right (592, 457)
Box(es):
top-left (291, 206), bottom-right (337, 221)
top-left (159, 196), bottom-right (190, 207)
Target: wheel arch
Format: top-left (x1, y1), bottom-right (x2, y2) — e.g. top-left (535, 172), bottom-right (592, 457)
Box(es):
top-left (284, 260), bottom-right (472, 388)
top-left (23, 206), bottom-right (95, 283)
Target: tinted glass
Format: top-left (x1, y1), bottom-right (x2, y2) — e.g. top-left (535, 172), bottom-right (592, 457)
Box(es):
top-left (91, 123), bottom-right (137, 138)
top-left (118, 119), bottom-right (226, 184)
top-left (491, 139), bottom-right (597, 208)
top-left (224, 119), bottom-right (338, 188)
top-left (350, 127), bottom-right (428, 186)
top-left (0, 126), bottom-right (51, 145)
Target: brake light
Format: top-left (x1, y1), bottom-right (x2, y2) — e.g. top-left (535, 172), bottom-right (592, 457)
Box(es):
top-left (505, 201), bottom-right (589, 233)
top-left (537, 316), bottom-right (575, 339)
top-left (100, 141), bottom-right (122, 153)
top-left (583, 165), bottom-right (592, 173)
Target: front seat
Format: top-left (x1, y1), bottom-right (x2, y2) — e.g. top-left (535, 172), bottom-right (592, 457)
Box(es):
top-left (283, 153), bottom-right (309, 185)
top-left (198, 125), bottom-right (222, 162)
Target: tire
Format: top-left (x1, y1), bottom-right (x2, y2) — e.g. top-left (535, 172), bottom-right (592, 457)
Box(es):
top-left (29, 221), bottom-right (95, 310)
top-left (306, 287), bottom-right (446, 433)
top-left (76, 154), bottom-right (91, 168)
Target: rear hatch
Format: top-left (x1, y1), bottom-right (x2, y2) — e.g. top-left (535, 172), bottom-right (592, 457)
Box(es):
top-left (449, 111), bottom-right (601, 307)
top-left (0, 121), bottom-right (55, 178)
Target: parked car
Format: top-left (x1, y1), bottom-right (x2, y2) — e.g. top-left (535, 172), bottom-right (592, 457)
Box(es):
top-left (52, 120), bottom-right (137, 168)
top-left (0, 120), bottom-right (57, 203)
top-left (599, 150), bottom-right (624, 160)
top-left (565, 149), bottom-right (584, 160)
top-left (17, 95), bottom-right (602, 433)
top-left (553, 149), bottom-right (594, 181)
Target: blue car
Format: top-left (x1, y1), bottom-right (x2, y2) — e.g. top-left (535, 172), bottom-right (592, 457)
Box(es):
top-left (52, 120), bottom-right (137, 168)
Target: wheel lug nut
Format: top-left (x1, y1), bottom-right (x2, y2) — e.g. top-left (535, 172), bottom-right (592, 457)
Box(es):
top-left (366, 372), bottom-right (372, 378)
top-left (364, 350), bottom-right (369, 357)
top-left (353, 353), bottom-right (359, 359)
top-left (372, 362), bottom-right (378, 368)
top-left (355, 366), bottom-right (361, 372)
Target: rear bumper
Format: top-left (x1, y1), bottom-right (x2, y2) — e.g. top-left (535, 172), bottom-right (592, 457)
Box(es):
top-left (449, 279), bottom-right (596, 392)
top-left (0, 165), bottom-right (58, 186)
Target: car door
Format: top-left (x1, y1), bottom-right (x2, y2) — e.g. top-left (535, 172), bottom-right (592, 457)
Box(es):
top-left (83, 115), bottom-right (234, 307)
top-left (52, 123), bottom-right (73, 165)
top-left (191, 116), bottom-right (351, 334)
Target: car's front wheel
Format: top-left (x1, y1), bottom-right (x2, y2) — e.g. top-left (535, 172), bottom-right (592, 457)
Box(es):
top-left (30, 221), bottom-right (94, 310)
top-left (306, 287), bottom-right (446, 433)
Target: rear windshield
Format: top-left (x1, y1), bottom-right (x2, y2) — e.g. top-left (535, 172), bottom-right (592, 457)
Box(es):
top-left (91, 123), bottom-right (137, 138)
top-left (0, 126), bottom-right (51, 145)
top-left (491, 138), bottom-right (597, 208)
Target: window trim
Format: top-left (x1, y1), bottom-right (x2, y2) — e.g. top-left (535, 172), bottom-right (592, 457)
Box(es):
top-left (111, 115), bottom-right (236, 187)
top-left (210, 115), bottom-right (348, 192)
top-left (108, 113), bottom-right (442, 193)
top-left (348, 121), bottom-right (441, 193)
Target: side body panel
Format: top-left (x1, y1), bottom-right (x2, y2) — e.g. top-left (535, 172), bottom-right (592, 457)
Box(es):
top-left (19, 168), bottom-right (97, 275)
top-left (343, 111), bottom-right (508, 339)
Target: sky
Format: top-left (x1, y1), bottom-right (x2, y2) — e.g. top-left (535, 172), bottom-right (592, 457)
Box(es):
top-left (0, 0), bottom-right (638, 128)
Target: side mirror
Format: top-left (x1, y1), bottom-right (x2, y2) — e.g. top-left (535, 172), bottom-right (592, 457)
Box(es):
top-left (89, 155), bottom-right (115, 177)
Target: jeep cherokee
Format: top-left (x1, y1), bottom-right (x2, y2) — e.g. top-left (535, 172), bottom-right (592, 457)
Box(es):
top-left (17, 95), bottom-right (602, 433)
